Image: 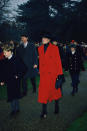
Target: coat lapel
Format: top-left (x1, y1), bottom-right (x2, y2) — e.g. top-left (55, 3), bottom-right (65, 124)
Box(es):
top-left (38, 43), bottom-right (52, 60)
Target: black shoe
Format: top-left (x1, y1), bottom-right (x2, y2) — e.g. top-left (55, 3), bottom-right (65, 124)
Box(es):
top-left (10, 111), bottom-right (15, 117)
top-left (54, 109), bottom-right (59, 114)
top-left (15, 110), bottom-right (20, 115)
top-left (40, 113), bottom-right (47, 119)
top-left (16, 109), bottom-right (20, 113)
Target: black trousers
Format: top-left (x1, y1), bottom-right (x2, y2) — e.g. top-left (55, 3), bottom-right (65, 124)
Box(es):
top-left (70, 72), bottom-right (80, 93)
top-left (42, 100), bottom-right (59, 114)
top-left (22, 77), bottom-right (36, 94)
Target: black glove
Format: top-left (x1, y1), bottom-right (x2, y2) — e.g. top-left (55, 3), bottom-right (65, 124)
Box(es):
top-left (55, 75), bottom-right (63, 89)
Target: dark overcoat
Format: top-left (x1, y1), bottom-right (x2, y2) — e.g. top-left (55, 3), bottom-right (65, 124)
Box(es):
top-left (0, 55), bottom-right (27, 102)
top-left (17, 42), bottom-right (38, 78)
top-left (65, 51), bottom-right (84, 74)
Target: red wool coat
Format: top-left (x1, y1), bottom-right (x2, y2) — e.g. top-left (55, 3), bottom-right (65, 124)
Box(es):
top-left (38, 43), bottom-right (63, 104)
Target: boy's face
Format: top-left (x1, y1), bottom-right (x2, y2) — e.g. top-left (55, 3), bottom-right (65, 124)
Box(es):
top-left (71, 47), bottom-right (75, 52)
top-left (42, 37), bottom-right (50, 44)
top-left (3, 50), bottom-right (12, 58)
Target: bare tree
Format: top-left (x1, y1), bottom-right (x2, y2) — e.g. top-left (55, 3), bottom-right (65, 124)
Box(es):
top-left (0, 0), bottom-right (9, 9)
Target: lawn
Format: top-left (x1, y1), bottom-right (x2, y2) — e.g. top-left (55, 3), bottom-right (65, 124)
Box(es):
top-left (67, 112), bottom-right (87, 131)
top-left (84, 60), bottom-right (87, 69)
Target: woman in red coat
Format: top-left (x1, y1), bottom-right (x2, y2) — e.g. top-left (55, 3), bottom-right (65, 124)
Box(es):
top-left (38, 33), bottom-right (63, 118)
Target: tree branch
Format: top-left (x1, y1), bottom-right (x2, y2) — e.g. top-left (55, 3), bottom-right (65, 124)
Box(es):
top-left (0, 0), bottom-right (9, 9)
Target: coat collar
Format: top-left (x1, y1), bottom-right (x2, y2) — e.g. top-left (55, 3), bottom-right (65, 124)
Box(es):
top-left (39, 43), bottom-right (52, 57)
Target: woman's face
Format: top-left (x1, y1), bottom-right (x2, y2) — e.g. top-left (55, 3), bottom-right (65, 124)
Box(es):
top-left (42, 37), bottom-right (50, 44)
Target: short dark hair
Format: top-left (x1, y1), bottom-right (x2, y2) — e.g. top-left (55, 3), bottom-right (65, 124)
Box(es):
top-left (2, 43), bottom-right (14, 52)
top-left (21, 34), bottom-right (28, 38)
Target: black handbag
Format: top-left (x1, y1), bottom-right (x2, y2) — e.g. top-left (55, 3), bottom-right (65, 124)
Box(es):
top-left (55, 75), bottom-right (64, 89)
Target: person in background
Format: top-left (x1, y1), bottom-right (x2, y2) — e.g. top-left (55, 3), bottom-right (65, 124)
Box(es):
top-left (73, 41), bottom-right (85, 71)
top-left (35, 42), bottom-right (41, 74)
top-left (62, 43), bottom-right (70, 69)
top-left (65, 44), bottom-right (85, 96)
top-left (74, 41), bottom-right (84, 58)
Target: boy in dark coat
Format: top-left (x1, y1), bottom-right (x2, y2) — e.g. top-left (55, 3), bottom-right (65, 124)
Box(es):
top-left (0, 43), bottom-right (27, 116)
top-left (65, 44), bottom-right (85, 96)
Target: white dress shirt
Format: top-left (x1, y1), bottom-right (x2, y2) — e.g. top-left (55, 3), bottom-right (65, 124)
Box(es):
top-left (24, 42), bottom-right (28, 48)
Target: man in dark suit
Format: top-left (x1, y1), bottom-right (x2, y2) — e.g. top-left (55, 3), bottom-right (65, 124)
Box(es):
top-left (17, 35), bottom-right (38, 96)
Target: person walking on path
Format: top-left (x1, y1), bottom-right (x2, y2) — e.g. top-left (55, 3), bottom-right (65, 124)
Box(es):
top-left (0, 43), bottom-right (27, 117)
top-left (38, 32), bottom-right (63, 118)
top-left (65, 44), bottom-right (85, 96)
top-left (17, 35), bottom-right (38, 96)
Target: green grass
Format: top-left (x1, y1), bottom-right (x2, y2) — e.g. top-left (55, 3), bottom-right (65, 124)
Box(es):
top-left (0, 85), bottom-right (7, 99)
top-left (63, 69), bottom-right (69, 76)
top-left (67, 112), bottom-right (87, 131)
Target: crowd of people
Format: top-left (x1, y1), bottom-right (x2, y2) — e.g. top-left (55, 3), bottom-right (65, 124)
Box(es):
top-left (0, 32), bottom-right (87, 119)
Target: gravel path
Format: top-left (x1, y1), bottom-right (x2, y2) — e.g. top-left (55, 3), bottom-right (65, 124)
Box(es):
top-left (0, 71), bottom-right (87, 131)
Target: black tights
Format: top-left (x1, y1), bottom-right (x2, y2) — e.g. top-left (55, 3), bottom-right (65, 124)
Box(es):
top-left (42, 100), bottom-right (59, 114)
